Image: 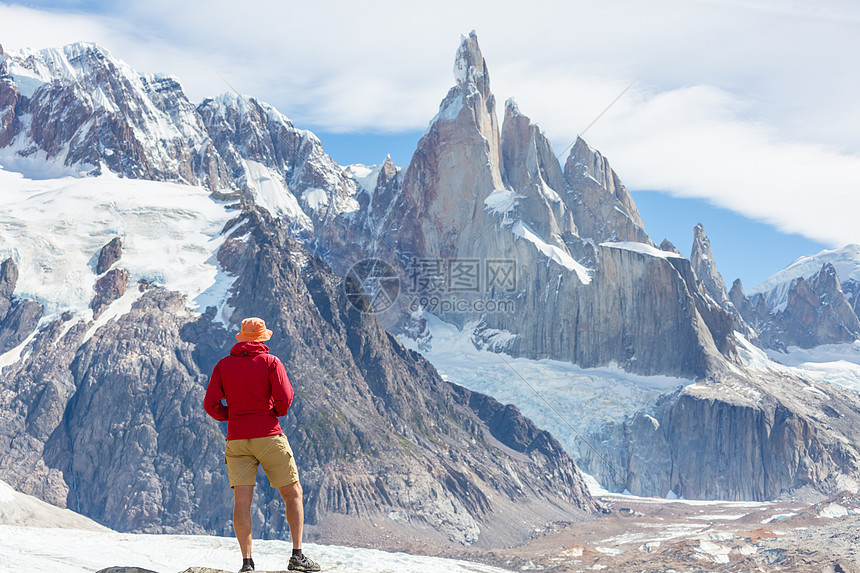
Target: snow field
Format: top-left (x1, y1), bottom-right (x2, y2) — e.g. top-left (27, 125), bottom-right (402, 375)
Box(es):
top-left (402, 313), bottom-right (685, 463)
top-left (600, 241), bottom-right (684, 260)
top-left (766, 340), bottom-right (860, 393)
top-left (243, 159), bottom-right (311, 229)
top-left (0, 166), bottom-right (238, 334)
top-left (0, 524), bottom-right (510, 573)
top-left (2, 478), bottom-right (509, 573)
top-left (737, 332), bottom-right (860, 394)
top-left (512, 220), bottom-right (593, 284)
top-left (483, 188), bottom-right (520, 215)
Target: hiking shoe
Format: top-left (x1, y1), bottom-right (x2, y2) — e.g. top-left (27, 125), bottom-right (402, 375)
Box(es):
top-left (239, 557), bottom-right (255, 572)
top-left (288, 554), bottom-right (320, 572)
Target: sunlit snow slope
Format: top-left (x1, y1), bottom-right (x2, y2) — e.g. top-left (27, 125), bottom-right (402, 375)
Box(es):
top-left (0, 481), bottom-right (508, 573)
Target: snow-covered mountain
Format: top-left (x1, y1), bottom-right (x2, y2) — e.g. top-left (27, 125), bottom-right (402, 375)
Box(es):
top-left (0, 42), bottom-right (362, 241)
top-left (0, 42), bottom-right (214, 182)
top-left (728, 245), bottom-right (860, 350)
top-left (749, 244), bottom-right (860, 313)
top-left (332, 32), bottom-right (735, 380)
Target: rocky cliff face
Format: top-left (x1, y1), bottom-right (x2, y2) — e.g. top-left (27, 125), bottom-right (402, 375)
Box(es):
top-left (562, 137), bottom-right (650, 245)
top-left (579, 367), bottom-right (860, 500)
top-left (845, 279), bottom-right (860, 318)
top-left (0, 258), bottom-right (42, 354)
top-left (0, 203), bottom-right (597, 545)
top-left (499, 99), bottom-right (578, 249)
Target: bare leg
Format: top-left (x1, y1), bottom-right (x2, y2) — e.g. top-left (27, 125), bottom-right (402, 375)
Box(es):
top-left (278, 480), bottom-right (304, 549)
top-left (233, 485), bottom-right (255, 558)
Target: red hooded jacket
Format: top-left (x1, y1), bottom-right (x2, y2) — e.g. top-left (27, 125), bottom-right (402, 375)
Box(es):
top-left (204, 341), bottom-right (294, 440)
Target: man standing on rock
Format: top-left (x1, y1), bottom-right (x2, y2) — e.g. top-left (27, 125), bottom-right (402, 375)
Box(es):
top-left (204, 317), bottom-right (320, 573)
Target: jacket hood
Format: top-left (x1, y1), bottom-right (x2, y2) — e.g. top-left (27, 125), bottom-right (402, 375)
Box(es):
top-left (230, 341), bottom-right (270, 357)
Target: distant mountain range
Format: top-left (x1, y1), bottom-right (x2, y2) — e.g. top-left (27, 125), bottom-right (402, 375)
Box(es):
top-left (1, 33), bottom-right (860, 547)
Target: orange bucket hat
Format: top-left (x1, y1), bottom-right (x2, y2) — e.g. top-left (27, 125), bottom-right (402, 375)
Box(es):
top-left (235, 317), bottom-right (273, 342)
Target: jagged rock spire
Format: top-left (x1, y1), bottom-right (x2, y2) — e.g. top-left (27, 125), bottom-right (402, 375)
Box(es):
top-left (453, 31), bottom-right (491, 100)
top-left (394, 31), bottom-right (504, 260)
top-left (691, 223), bottom-right (729, 305)
top-left (563, 137), bottom-right (650, 243)
top-left (500, 98), bottom-right (576, 242)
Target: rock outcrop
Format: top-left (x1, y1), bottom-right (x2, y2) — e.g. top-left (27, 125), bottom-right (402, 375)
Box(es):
top-left (96, 237), bottom-right (122, 275)
top-left (688, 223), bottom-right (753, 342)
top-left (729, 279), bottom-right (755, 321)
top-left (660, 239), bottom-right (682, 255)
top-left (0, 257), bottom-right (18, 320)
top-left (562, 137), bottom-right (650, 245)
top-left (779, 263), bottom-right (860, 347)
top-left (0, 258), bottom-right (43, 354)
top-left (90, 268), bottom-right (130, 318)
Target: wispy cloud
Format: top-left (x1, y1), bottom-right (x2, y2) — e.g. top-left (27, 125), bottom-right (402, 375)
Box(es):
top-left (1, 0), bottom-right (858, 246)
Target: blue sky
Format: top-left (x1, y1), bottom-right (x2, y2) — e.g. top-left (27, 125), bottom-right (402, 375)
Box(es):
top-left (0, 0), bottom-right (855, 288)
top-left (630, 192), bottom-right (828, 288)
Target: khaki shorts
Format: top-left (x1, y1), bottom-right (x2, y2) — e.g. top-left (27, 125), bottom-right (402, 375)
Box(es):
top-left (225, 433), bottom-right (299, 488)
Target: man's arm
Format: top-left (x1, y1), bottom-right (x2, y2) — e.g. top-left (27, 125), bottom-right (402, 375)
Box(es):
top-left (270, 357), bottom-right (294, 417)
top-left (203, 363), bottom-right (229, 421)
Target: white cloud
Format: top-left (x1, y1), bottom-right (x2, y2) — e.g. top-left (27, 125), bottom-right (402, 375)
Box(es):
top-left (1, 0), bottom-right (859, 247)
top-left (593, 86), bottom-right (860, 247)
